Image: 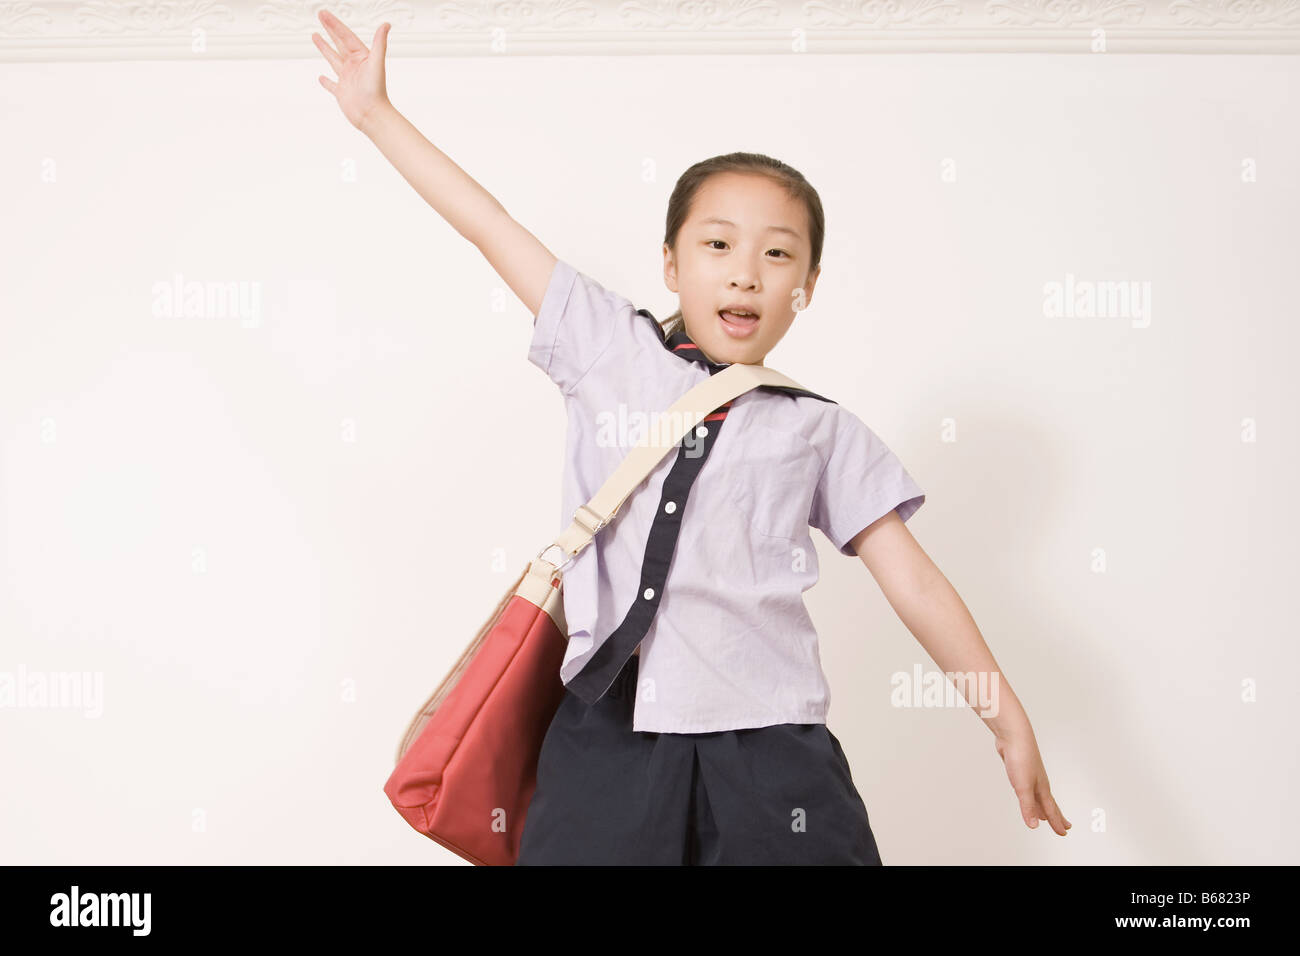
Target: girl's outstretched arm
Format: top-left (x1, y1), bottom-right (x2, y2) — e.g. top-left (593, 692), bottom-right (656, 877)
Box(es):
top-left (850, 511), bottom-right (1073, 837)
top-left (312, 9), bottom-right (557, 318)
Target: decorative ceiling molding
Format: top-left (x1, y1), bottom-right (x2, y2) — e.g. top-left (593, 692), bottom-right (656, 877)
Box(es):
top-left (1, 0), bottom-right (1298, 60)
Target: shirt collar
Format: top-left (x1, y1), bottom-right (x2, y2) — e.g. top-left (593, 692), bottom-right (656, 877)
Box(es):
top-left (634, 308), bottom-right (836, 404)
top-left (636, 308), bottom-right (731, 375)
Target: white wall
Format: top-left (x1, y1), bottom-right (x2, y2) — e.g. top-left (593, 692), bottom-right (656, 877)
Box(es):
top-left (1, 50), bottom-right (1296, 865)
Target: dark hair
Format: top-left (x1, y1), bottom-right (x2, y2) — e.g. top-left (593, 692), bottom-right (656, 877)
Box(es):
top-left (659, 152), bottom-right (825, 337)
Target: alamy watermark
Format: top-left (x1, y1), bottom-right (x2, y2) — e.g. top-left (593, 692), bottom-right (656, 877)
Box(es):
top-left (594, 405), bottom-right (710, 457)
top-left (49, 886), bottom-right (150, 936)
top-left (891, 664), bottom-right (1000, 717)
top-left (0, 666), bottom-right (103, 718)
top-left (151, 272), bottom-right (262, 328)
top-left (1043, 273), bottom-right (1151, 329)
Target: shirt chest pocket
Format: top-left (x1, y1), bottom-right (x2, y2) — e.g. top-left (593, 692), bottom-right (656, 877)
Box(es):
top-left (730, 422), bottom-right (822, 541)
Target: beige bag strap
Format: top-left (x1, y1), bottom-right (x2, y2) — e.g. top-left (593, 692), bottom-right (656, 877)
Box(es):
top-left (536, 362), bottom-right (809, 571)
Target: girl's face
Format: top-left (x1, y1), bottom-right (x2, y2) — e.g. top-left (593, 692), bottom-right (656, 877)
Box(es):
top-left (663, 171), bottom-right (820, 367)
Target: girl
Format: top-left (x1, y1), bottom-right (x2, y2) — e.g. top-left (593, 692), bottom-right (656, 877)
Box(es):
top-left (313, 11), bottom-right (1072, 864)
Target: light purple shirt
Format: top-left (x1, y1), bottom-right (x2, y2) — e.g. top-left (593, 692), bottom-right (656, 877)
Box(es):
top-left (529, 258), bottom-right (925, 733)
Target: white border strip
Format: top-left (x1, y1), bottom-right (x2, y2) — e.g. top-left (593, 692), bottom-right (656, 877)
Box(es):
top-left (1, 0), bottom-right (1298, 60)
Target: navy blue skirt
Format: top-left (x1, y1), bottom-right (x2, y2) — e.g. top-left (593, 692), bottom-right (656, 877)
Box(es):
top-left (517, 653), bottom-right (883, 866)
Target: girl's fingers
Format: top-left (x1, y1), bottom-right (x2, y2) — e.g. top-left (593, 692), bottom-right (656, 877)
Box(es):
top-left (319, 75), bottom-right (338, 95)
top-left (1039, 788), bottom-right (1071, 835)
top-left (372, 22), bottom-right (390, 61)
top-left (312, 32), bottom-right (343, 75)
top-left (318, 8), bottom-right (368, 57)
top-left (1017, 789), bottom-right (1039, 829)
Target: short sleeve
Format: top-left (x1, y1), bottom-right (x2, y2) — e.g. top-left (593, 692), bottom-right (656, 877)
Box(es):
top-left (528, 258), bottom-right (635, 397)
top-left (809, 406), bottom-right (925, 557)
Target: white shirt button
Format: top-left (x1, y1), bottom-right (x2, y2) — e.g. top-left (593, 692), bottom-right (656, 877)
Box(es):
top-left (695, 425), bottom-right (708, 438)
top-left (643, 587), bottom-right (655, 600)
top-left (664, 501), bottom-right (676, 514)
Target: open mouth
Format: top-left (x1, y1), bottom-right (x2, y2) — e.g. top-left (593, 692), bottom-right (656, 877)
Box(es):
top-left (718, 309), bottom-right (760, 338)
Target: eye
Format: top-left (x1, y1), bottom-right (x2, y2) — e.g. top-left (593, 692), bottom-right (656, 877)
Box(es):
top-left (706, 240), bottom-right (789, 258)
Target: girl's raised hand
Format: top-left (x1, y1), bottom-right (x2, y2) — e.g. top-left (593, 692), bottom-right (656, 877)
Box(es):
top-left (313, 10), bottom-right (391, 131)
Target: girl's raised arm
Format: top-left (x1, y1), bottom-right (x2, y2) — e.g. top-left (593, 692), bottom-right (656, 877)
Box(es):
top-left (312, 10), bottom-right (557, 318)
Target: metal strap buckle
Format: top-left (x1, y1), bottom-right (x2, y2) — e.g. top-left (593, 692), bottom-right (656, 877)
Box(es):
top-left (573, 503), bottom-right (613, 535)
top-left (535, 543), bottom-right (575, 575)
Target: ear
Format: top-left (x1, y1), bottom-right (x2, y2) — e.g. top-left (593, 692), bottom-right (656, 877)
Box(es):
top-left (662, 243), bottom-right (678, 294)
top-left (795, 265), bottom-right (821, 312)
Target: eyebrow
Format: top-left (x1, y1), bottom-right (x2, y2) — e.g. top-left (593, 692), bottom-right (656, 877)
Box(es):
top-left (699, 216), bottom-right (802, 241)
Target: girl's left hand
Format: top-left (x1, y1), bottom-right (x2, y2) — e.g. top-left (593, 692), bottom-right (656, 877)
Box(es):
top-left (313, 10), bottom-right (392, 132)
top-left (995, 730), bottom-right (1072, 834)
